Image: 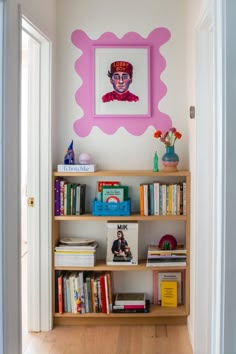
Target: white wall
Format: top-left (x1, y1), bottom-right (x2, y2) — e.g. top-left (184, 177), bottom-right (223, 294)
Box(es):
top-left (55, 0), bottom-right (188, 171)
top-left (2, 0), bottom-right (56, 353)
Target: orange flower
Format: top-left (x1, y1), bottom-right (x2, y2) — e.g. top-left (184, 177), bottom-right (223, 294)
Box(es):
top-left (174, 131), bottom-right (182, 139)
top-left (153, 127), bottom-right (182, 147)
top-left (154, 130), bottom-right (162, 138)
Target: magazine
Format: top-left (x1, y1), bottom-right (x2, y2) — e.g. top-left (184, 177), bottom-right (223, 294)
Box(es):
top-left (106, 222), bottom-right (138, 265)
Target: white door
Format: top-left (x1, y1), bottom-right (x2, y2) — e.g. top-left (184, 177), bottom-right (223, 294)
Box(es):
top-left (21, 17), bottom-right (52, 332)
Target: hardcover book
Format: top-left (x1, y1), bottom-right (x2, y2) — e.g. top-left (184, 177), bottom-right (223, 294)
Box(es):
top-left (96, 181), bottom-right (120, 201)
top-left (102, 186), bottom-right (124, 203)
top-left (114, 292), bottom-right (146, 306)
top-left (106, 222), bottom-right (138, 265)
top-left (101, 186), bottom-right (129, 203)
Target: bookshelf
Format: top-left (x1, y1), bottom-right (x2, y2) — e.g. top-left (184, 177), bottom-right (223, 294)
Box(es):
top-left (52, 170), bottom-right (190, 325)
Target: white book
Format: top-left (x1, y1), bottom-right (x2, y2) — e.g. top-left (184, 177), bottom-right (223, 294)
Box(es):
top-left (57, 164), bottom-right (97, 172)
top-left (106, 222), bottom-right (138, 265)
top-left (54, 254), bottom-right (96, 267)
top-left (143, 184), bottom-right (149, 216)
top-left (172, 184), bottom-right (177, 215)
top-left (69, 273), bottom-right (77, 313)
top-left (161, 184), bottom-right (167, 216)
top-left (146, 261), bottom-right (186, 267)
top-left (75, 184), bottom-right (81, 215)
top-left (153, 182), bottom-right (160, 215)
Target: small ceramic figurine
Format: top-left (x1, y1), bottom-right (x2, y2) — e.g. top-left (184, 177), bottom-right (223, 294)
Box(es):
top-left (64, 140), bottom-right (75, 165)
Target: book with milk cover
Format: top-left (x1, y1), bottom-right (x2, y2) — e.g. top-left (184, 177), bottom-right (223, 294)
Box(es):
top-left (106, 222), bottom-right (138, 265)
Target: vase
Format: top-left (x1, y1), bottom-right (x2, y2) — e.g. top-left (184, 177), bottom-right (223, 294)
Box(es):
top-left (162, 146), bottom-right (179, 172)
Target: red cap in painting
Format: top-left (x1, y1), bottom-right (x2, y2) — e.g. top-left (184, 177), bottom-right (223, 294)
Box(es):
top-left (110, 61), bottom-right (133, 77)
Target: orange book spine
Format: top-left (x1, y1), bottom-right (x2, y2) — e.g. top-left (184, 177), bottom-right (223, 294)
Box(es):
top-left (139, 184), bottom-right (144, 216)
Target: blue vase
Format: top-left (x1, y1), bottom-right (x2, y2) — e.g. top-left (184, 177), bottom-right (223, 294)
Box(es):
top-left (162, 146), bottom-right (179, 171)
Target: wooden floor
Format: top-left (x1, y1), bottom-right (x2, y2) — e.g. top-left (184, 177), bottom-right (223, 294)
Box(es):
top-left (22, 253), bottom-right (193, 354)
top-left (22, 324), bottom-right (193, 354)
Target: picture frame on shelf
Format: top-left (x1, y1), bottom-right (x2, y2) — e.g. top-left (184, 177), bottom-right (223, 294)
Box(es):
top-left (93, 46), bottom-right (151, 118)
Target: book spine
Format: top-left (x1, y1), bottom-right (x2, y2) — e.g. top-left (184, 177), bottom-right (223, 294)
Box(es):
top-left (59, 180), bottom-right (65, 216)
top-left (139, 184), bottom-right (144, 216)
top-left (66, 183), bottom-right (72, 215)
top-left (148, 183), bottom-right (154, 215)
top-left (80, 184), bottom-right (86, 214)
top-left (66, 275), bottom-right (72, 313)
top-left (99, 274), bottom-right (107, 313)
top-left (183, 182), bottom-right (187, 215)
top-left (54, 178), bottom-right (61, 216)
top-left (86, 276), bottom-right (92, 313)
top-left (58, 273), bottom-right (63, 314)
top-left (106, 272), bottom-right (113, 312)
top-left (143, 184), bottom-right (149, 216)
top-left (75, 184), bottom-right (81, 215)
top-left (153, 182), bottom-right (160, 216)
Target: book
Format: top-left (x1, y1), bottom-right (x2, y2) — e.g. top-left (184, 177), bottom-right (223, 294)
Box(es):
top-left (54, 253), bottom-right (96, 267)
top-left (152, 271), bottom-right (184, 305)
top-left (54, 178), bottom-right (62, 216)
top-left (146, 244), bottom-right (187, 266)
top-left (59, 237), bottom-right (97, 246)
top-left (139, 184), bottom-right (144, 216)
top-left (160, 280), bottom-right (178, 307)
top-left (106, 222), bottom-right (138, 265)
top-left (114, 292), bottom-right (146, 306)
top-left (146, 257), bottom-right (186, 267)
top-left (148, 183), bottom-right (154, 215)
top-left (96, 181), bottom-right (120, 201)
top-left (112, 300), bottom-right (150, 313)
top-left (153, 181), bottom-right (160, 215)
top-left (57, 164), bottom-right (97, 172)
top-left (101, 186), bottom-right (128, 203)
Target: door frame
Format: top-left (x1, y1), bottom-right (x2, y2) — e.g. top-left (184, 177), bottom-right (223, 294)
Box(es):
top-left (22, 16), bottom-right (52, 332)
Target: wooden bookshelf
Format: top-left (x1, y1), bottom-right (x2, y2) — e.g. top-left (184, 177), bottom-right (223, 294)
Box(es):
top-left (52, 170), bottom-right (190, 326)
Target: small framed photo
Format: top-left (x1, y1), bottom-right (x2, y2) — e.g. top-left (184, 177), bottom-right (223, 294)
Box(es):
top-left (93, 46), bottom-right (151, 117)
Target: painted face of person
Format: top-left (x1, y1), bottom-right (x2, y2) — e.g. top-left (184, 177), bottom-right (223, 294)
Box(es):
top-left (110, 71), bottom-right (132, 94)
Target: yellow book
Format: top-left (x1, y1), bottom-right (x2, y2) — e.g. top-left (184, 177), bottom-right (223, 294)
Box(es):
top-left (160, 280), bottom-right (178, 307)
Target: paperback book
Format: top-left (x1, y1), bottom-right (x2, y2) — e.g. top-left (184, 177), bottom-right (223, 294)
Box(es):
top-left (57, 164), bottom-right (97, 172)
top-left (106, 222), bottom-right (138, 265)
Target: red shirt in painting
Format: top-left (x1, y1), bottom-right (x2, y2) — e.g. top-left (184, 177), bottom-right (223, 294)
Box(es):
top-left (102, 90), bottom-right (139, 103)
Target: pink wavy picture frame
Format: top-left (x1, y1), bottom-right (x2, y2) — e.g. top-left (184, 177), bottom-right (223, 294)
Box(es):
top-left (71, 28), bottom-right (171, 137)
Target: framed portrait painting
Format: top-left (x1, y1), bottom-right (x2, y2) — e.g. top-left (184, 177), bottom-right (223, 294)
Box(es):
top-left (93, 46), bottom-right (151, 117)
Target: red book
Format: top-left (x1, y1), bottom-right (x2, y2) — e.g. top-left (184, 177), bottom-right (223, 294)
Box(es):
top-left (58, 273), bottom-right (63, 314)
top-left (100, 274), bottom-right (107, 313)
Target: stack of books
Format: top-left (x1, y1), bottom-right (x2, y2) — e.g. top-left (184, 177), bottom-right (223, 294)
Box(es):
top-left (112, 292), bottom-right (150, 313)
top-left (146, 244), bottom-right (187, 267)
top-left (54, 237), bottom-right (98, 267)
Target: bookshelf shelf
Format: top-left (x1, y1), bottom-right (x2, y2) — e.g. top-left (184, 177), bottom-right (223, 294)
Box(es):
top-left (52, 169), bottom-right (190, 326)
top-left (54, 259), bottom-right (188, 272)
top-left (54, 214), bottom-right (187, 221)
